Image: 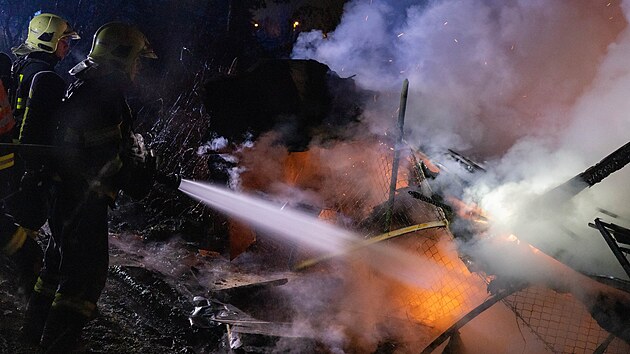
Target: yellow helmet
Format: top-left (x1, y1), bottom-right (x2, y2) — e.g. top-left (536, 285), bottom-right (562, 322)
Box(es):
top-left (12, 13), bottom-right (80, 56)
top-left (88, 22), bottom-right (157, 74)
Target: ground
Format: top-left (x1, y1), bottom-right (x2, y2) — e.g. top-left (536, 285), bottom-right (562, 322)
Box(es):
top-left (0, 234), bottom-right (228, 354)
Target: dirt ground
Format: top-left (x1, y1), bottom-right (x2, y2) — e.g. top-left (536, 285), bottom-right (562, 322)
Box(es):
top-left (0, 235), bottom-right (229, 354)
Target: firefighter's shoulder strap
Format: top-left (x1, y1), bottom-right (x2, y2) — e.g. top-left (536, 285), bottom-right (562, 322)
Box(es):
top-left (8, 56), bottom-right (51, 114)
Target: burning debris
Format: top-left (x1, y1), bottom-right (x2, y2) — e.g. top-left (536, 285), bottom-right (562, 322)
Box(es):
top-left (180, 66), bottom-right (630, 352)
top-left (121, 56), bottom-right (630, 352)
top-left (170, 116), bottom-right (630, 353)
top-left (161, 0), bottom-right (630, 351)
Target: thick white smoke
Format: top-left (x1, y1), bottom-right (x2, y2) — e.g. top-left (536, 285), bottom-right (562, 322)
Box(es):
top-left (293, 0), bottom-right (630, 279)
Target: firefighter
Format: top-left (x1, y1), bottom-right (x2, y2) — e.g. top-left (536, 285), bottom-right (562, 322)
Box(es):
top-left (21, 22), bottom-right (157, 352)
top-left (0, 13), bottom-right (79, 299)
top-left (9, 13), bottom-right (79, 135)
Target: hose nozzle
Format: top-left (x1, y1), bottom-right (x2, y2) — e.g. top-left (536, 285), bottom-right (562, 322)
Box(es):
top-left (155, 173), bottom-right (182, 189)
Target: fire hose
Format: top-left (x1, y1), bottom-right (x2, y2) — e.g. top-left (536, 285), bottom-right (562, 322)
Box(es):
top-left (0, 141), bottom-right (182, 193)
top-left (294, 220), bottom-right (448, 270)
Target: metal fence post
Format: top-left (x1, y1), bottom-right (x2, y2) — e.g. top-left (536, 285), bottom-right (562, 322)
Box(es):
top-left (384, 79), bottom-right (409, 232)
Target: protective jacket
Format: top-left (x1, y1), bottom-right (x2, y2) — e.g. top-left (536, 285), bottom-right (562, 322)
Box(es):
top-left (53, 69), bottom-right (133, 198)
top-left (1, 56), bottom-right (65, 232)
top-left (1, 51), bottom-right (64, 208)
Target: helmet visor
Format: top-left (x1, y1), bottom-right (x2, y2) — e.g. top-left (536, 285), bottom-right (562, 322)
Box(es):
top-left (61, 23), bottom-right (80, 40)
top-left (140, 38), bottom-right (157, 59)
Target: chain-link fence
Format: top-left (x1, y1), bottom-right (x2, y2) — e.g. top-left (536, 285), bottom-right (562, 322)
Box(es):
top-left (504, 286), bottom-right (630, 354)
top-left (387, 229), bottom-right (489, 334)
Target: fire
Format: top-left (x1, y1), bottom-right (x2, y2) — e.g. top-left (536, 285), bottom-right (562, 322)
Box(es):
top-left (281, 151), bottom-right (318, 185)
top-left (230, 134), bottom-right (498, 337)
top-left (392, 235), bottom-right (488, 330)
top-left (421, 159), bottom-right (440, 175)
top-left (404, 278), bottom-right (465, 323)
top-left (498, 234), bottom-right (544, 253)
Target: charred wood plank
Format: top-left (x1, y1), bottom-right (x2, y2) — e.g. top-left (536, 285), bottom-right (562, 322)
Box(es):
top-left (544, 140), bottom-right (630, 204)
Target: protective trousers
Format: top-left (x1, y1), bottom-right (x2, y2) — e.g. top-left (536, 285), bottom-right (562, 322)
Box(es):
top-left (32, 183), bottom-right (109, 352)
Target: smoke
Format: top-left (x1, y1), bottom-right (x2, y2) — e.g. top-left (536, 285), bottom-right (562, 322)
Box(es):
top-left (180, 0), bottom-right (630, 351)
top-left (272, 263), bottom-right (434, 353)
top-left (293, 0), bottom-right (630, 280)
top-left (232, 132), bottom-right (403, 223)
top-left (293, 0), bottom-right (625, 156)
top-left (109, 233), bottom-right (190, 276)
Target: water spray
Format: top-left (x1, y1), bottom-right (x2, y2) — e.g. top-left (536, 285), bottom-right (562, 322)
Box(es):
top-left (177, 178), bottom-right (443, 289)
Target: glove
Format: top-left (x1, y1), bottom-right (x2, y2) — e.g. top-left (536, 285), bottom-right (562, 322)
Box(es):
top-left (117, 132), bottom-right (157, 200)
top-left (5, 170), bottom-right (48, 230)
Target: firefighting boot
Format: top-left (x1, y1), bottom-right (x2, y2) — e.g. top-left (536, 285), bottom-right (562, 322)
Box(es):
top-left (20, 281), bottom-right (55, 344)
top-left (40, 304), bottom-right (91, 354)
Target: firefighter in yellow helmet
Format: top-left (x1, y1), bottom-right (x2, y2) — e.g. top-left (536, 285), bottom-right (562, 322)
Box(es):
top-left (21, 22), bottom-right (156, 352)
top-left (0, 13), bottom-right (79, 302)
top-left (9, 13), bottom-right (79, 133)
